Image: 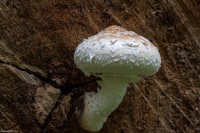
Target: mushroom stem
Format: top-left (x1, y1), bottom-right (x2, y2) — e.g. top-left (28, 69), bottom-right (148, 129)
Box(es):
top-left (78, 77), bottom-right (131, 132)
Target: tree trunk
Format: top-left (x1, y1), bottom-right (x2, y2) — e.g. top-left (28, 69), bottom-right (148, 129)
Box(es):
top-left (0, 0), bottom-right (199, 133)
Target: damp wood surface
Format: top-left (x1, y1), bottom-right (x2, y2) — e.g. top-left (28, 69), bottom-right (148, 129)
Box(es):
top-left (0, 0), bottom-right (199, 133)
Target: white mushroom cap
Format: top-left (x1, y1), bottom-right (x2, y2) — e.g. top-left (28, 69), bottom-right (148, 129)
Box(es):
top-left (74, 25), bottom-right (161, 81)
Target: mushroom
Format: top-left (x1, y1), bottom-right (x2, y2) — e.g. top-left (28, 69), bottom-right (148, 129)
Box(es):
top-left (74, 25), bottom-right (161, 132)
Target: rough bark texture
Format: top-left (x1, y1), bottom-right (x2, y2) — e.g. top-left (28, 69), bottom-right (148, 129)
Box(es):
top-left (0, 0), bottom-right (199, 133)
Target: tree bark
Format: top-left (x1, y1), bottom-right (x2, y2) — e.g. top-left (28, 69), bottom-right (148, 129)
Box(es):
top-left (0, 0), bottom-right (199, 133)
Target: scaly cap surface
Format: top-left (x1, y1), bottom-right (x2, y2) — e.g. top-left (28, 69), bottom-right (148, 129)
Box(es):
top-left (74, 25), bottom-right (161, 81)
